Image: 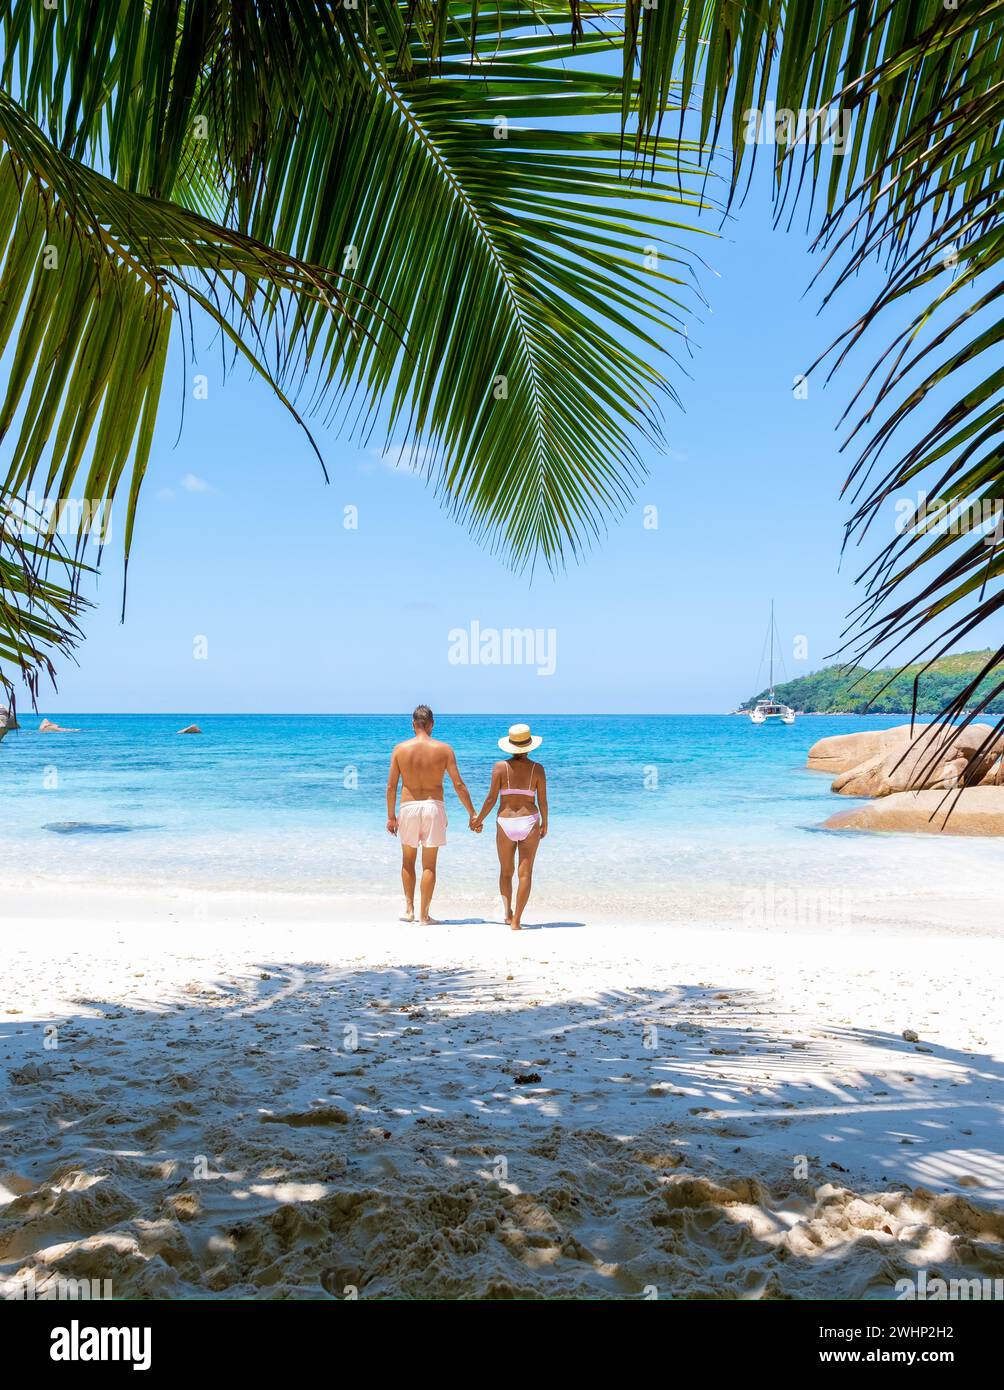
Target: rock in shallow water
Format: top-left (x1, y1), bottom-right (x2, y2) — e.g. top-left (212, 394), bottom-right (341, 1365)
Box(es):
top-left (833, 723), bottom-right (998, 798)
top-left (42, 821), bottom-right (136, 835)
top-left (806, 724), bottom-right (928, 774)
top-left (824, 786), bottom-right (1004, 836)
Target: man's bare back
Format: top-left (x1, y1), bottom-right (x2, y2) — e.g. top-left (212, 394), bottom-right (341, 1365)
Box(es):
top-left (394, 734), bottom-right (454, 803)
top-left (386, 706), bottom-right (478, 924)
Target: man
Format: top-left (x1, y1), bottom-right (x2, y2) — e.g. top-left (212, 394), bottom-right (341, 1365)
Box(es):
top-left (386, 705), bottom-right (479, 923)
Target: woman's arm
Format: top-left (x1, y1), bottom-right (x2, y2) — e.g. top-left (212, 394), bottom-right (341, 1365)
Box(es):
top-left (536, 763), bottom-right (548, 837)
top-left (473, 764), bottom-right (502, 828)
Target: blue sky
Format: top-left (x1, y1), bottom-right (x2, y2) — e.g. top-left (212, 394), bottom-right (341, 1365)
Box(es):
top-left (26, 166), bottom-right (980, 715)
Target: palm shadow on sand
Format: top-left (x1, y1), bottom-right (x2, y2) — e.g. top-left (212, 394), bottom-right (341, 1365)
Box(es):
top-left (2, 963), bottom-right (1002, 1300)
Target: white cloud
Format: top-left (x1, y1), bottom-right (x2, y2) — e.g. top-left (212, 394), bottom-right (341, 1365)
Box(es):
top-left (365, 443), bottom-right (430, 477)
top-left (181, 472), bottom-right (211, 493)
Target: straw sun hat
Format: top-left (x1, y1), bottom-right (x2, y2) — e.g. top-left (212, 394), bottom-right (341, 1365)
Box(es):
top-left (498, 722), bottom-right (543, 755)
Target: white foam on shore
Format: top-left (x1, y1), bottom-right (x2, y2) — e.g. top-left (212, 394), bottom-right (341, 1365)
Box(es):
top-left (3, 866), bottom-right (1001, 939)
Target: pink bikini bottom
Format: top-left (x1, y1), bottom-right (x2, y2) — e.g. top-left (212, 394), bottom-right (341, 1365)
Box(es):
top-left (498, 813), bottom-right (539, 842)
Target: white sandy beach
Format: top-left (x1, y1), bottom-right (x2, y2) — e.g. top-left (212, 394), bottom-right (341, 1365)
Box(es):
top-left (2, 882), bottom-right (1002, 1299)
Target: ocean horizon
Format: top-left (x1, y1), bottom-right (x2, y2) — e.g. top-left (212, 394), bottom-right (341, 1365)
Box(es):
top-left (4, 712), bottom-right (1002, 928)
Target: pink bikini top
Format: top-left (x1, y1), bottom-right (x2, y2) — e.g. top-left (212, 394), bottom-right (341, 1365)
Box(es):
top-left (500, 763), bottom-right (536, 796)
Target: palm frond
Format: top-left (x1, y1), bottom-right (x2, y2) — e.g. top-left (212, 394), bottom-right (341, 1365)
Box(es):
top-left (221, 12), bottom-right (717, 567)
top-left (11, 0), bottom-right (1003, 712)
top-left (0, 489), bottom-right (90, 709)
top-left (622, 0), bottom-right (1004, 740)
top-left (0, 90), bottom-right (366, 581)
top-left (3, 2), bottom-right (715, 575)
top-left (798, 3), bottom-right (1004, 746)
top-left (0, 0), bottom-right (382, 196)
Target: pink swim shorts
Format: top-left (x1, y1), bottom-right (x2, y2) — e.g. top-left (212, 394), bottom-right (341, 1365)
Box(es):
top-left (398, 799), bottom-right (448, 848)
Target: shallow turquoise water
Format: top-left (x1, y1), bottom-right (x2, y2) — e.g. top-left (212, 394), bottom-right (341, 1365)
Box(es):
top-left (2, 713), bottom-right (1001, 919)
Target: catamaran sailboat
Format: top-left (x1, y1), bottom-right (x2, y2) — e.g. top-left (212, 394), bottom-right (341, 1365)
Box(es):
top-left (749, 601), bottom-right (796, 725)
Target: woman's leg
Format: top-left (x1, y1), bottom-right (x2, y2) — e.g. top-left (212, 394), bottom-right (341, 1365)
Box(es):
top-left (496, 823), bottom-right (517, 923)
top-left (512, 825), bottom-right (541, 930)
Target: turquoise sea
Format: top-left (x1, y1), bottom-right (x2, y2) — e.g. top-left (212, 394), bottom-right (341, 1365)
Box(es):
top-left (2, 713), bottom-right (1002, 925)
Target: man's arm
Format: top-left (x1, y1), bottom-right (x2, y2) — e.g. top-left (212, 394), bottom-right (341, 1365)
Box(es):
top-left (445, 746), bottom-right (477, 821)
top-left (474, 763), bottom-right (502, 828)
top-left (386, 748), bottom-right (401, 834)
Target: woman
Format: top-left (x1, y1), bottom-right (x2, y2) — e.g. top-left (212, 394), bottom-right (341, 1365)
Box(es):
top-left (473, 723), bottom-right (548, 930)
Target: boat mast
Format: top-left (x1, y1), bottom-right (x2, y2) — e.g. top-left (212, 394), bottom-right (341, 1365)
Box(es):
top-left (769, 598), bottom-right (774, 697)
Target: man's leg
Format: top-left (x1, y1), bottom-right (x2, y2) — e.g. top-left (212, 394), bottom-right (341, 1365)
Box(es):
top-left (496, 824), bottom-right (517, 923)
top-left (512, 828), bottom-right (541, 931)
top-left (401, 845), bottom-right (417, 921)
top-left (420, 846), bottom-right (439, 923)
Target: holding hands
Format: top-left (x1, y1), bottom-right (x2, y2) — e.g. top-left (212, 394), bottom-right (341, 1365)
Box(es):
top-left (468, 815), bottom-right (483, 833)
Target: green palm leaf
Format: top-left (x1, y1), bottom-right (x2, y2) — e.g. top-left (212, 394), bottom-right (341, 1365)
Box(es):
top-left (7, 0), bottom-right (1003, 727)
top-left (797, 3), bottom-right (1004, 746)
top-left (624, 0), bottom-right (1004, 740)
top-left (0, 490), bottom-right (90, 708)
top-left (2, 1), bottom-right (715, 588)
top-left (0, 88), bottom-right (369, 591)
top-left (241, 37), bottom-right (714, 566)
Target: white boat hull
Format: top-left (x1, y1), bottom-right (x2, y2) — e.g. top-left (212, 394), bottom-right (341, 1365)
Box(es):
top-left (749, 701), bottom-right (795, 725)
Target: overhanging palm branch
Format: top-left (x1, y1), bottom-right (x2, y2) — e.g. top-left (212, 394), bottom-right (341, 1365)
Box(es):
top-left (0, 0), bottom-right (715, 640)
top-left (5, 0), bottom-right (1002, 734)
top-left (623, 0), bottom-right (1004, 747)
top-left (797, 2), bottom-right (1004, 757)
top-left (235, 23), bottom-right (714, 564)
top-left (0, 86), bottom-right (374, 628)
top-left (0, 490), bottom-right (90, 709)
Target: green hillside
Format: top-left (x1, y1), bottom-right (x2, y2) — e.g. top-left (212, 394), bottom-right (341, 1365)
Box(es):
top-left (741, 650), bottom-right (1004, 715)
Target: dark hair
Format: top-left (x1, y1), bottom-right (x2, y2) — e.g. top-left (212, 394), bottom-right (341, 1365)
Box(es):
top-left (413, 704), bottom-right (434, 730)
